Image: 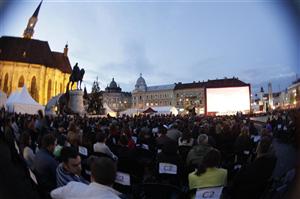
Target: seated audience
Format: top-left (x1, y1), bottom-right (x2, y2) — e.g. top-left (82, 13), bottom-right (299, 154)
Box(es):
top-left (33, 133), bottom-right (58, 192)
top-left (51, 157), bottom-right (121, 199)
top-left (20, 131), bottom-right (35, 169)
top-left (178, 129), bottom-right (194, 147)
top-left (93, 131), bottom-right (118, 160)
top-left (56, 147), bottom-right (88, 187)
top-left (232, 136), bottom-right (277, 199)
top-left (188, 149), bottom-right (227, 190)
top-left (186, 134), bottom-right (213, 172)
top-left (156, 125), bottom-right (177, 150)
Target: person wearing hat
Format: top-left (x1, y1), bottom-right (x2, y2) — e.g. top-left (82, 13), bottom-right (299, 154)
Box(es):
top-left (186, 134), bottom-right (213, 172)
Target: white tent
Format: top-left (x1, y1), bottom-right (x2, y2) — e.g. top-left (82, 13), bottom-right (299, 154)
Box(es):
top-left (0, 91), bottom-right (7, 109)
top-left (103, 103), bottom-right (117, 117)
top-left (120, 108), bottom-right (142, 116)
top-left (45, 94), bottom-right (63, 115)
top-left (152, 106), bottom-right (178, 116)
top-left (6, 85), bottom-right (44, 114)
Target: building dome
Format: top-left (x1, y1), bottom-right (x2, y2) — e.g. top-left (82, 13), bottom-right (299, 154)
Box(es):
top-left (134, 73), bottom-right (147, 92)
top-left (105, 78), bottom-right (121, 93)
top-left (109, 78), bottom-right (118, 88)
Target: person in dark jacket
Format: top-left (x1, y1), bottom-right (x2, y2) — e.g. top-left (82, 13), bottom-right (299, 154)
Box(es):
top-left (186, 134), bottom-right (213, 172)
top-left (232, 136), bottom-right (277, 199)
top-left (156, 125), bottom-right (177, 150)
top-left (33, 134), bottom-right (59, 192)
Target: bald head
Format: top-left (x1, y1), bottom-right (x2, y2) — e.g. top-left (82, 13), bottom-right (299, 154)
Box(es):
top-left (197, 134), bottom-right (208, 145)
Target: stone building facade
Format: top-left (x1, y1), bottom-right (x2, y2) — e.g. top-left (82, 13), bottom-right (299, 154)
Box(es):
top-left (132, 74), bottom-right (175, 109)
top-left (174, 82), bottom-right (206, 114)
top-left (102, 78), bottom-right (132, 112)
top-left (0, 1), bottom-right (72, 105)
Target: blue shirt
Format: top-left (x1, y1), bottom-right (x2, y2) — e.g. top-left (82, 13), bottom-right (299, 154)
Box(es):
top-left (56, 163), bottom-right (89, 187)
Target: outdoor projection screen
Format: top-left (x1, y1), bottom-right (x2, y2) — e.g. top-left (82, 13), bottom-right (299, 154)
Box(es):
top-left (206, 86), bottom-right (250, 115)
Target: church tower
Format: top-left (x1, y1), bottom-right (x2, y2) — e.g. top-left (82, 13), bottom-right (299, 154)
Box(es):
top-left (23, 1), bottom-right (42, 39)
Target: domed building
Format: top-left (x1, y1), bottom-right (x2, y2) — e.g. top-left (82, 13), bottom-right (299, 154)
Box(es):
top-left (132, 74), bottom-right (175, 109)
top-left (0, 1), bottom-right (72, 105)
top-left (105, 78), bottom-right (121, 93)
top-left (134, 73), bottom-right (147, 92)
top-left (102, 78), bottom-right (132, 113)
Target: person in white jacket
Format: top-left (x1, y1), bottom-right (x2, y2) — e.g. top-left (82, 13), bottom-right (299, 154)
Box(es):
top-left (51, 157), bottom-right (121, 199)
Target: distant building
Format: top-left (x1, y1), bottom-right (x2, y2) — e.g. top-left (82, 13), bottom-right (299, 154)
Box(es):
top-left (174, 81), bottom-right (205, 114)
top-left (131, 75), bottom-right (250, 115)
top-left (132, 74), bottom-right (175, 109)
top-left (102, 78), bottom-right (132, 112)
top-left (253, 85), bottom-right (290, 112)
top-left (287, 78), bottom-right (300, 108)
top-left (0, 1), bottom-right (72, 105)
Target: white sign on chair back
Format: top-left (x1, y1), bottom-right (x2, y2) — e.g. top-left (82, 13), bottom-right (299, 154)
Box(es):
top-left (159, 163), bottom-right (177, 174)
top-left (195, 187), bottom-right (223, 199)
top-left (115, 172), bottom-right (131, 186)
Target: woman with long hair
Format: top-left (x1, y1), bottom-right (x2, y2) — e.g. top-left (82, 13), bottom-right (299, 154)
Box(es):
top-left (188, 149), bottom-right (227, 191)
top-left (19, 131), bottom-right (35, 169)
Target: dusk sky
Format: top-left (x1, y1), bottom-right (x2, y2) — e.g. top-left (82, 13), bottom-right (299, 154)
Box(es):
top-left (0, 0), bottom-right (299, 93)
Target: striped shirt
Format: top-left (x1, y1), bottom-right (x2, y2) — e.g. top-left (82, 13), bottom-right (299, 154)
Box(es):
top-left (56, 163), bottom-right (89, 187)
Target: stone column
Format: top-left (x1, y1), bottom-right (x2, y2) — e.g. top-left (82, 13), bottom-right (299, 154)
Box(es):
top-left (69, 90), bottom-right (84, 114)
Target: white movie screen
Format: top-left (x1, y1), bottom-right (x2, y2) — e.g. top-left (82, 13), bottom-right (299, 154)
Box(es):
top-left (206, 86), bottom-right (250, 115)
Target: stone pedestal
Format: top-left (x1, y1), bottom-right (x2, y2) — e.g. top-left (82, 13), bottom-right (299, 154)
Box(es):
top-left (69, 90), bottom-right (84, 114)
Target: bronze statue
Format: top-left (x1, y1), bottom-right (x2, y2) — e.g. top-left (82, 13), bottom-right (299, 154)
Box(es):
top-left (67, 63), bottom-right (85, 90)
top-left (57, 84), bottom-right (71, 114)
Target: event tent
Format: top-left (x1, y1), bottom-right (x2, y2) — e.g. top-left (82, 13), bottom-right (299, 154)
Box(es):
top-left (6, 85), bottom-right (44, 114)
top-left (103, 103), bottom-right (117, 117)
top-left (120, 108), bottom-right (141, 116)
top-left (0, 91), bottom-right (7, 109)
top-left (143, 107), bottom-right (157, 114)
top-left (45, 94), bottom-right (63, 115)
top-left (152, 106), bottom-right (178, 115)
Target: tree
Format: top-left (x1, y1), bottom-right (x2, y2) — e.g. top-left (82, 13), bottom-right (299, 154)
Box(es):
top-left (91, 77), bottom-right (101, 93)
top-left (83, 86), bottom-right (88, 99)
top-left (87, 77), bottom-right (104, 114)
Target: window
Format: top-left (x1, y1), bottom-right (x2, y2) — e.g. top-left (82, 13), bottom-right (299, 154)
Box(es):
top-left (55, 81), bottom-right (57, 95)
top-left (3, 73), bottom-right (9, 93)
top-left (47, 79), bottom-right (52, 102)
top-left (31, 76), bottom-right (38, 101)
top-left (18, 76), bottom-right (25, 88)
top-left (60, 83), bottom-right (63, 93)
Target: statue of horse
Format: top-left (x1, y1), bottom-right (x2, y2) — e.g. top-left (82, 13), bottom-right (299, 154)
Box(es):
top-left (67, 63), bottom-right (85, 90)
top-left (58, 84), bottom-right (71, 114)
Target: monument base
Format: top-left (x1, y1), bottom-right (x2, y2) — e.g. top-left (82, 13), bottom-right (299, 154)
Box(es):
top-left (69, 90), bottom-right (84, 114)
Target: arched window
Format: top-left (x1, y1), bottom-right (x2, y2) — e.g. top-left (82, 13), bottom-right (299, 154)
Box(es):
top-left (55, 81), bottom-right (57, 95)
top-left (18, 76), bottom-right (25, 88)
top-left (3, 73), bottom-right (8, 94)
top-left (30, 76), bottom-right (38, 102)
top-left (47, 79), bottom-right (52, 101)
top-left (60, 83), bottom-right (62, 93)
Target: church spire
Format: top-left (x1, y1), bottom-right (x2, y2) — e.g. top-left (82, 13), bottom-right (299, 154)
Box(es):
top-left (23, 0), bottom-right (43, 39)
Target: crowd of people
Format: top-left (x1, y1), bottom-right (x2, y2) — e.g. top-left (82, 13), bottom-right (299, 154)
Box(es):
top-left (0, 107), bottom-right (298, 199)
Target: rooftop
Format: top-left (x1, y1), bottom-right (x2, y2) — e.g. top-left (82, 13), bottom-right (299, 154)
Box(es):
top-left (0, 36), bottom-right (72, 73)
top-left (147, 84), bottom-right (175, 92)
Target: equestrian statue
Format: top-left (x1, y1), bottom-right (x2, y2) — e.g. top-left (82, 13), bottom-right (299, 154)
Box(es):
top-left (58, 63), bottom-right (85, 114)
top-left (67, 63), bottom-right (85, 90)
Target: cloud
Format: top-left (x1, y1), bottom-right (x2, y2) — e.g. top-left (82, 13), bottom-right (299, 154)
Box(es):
top-left (240, 66), bottom-right (296, 83)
